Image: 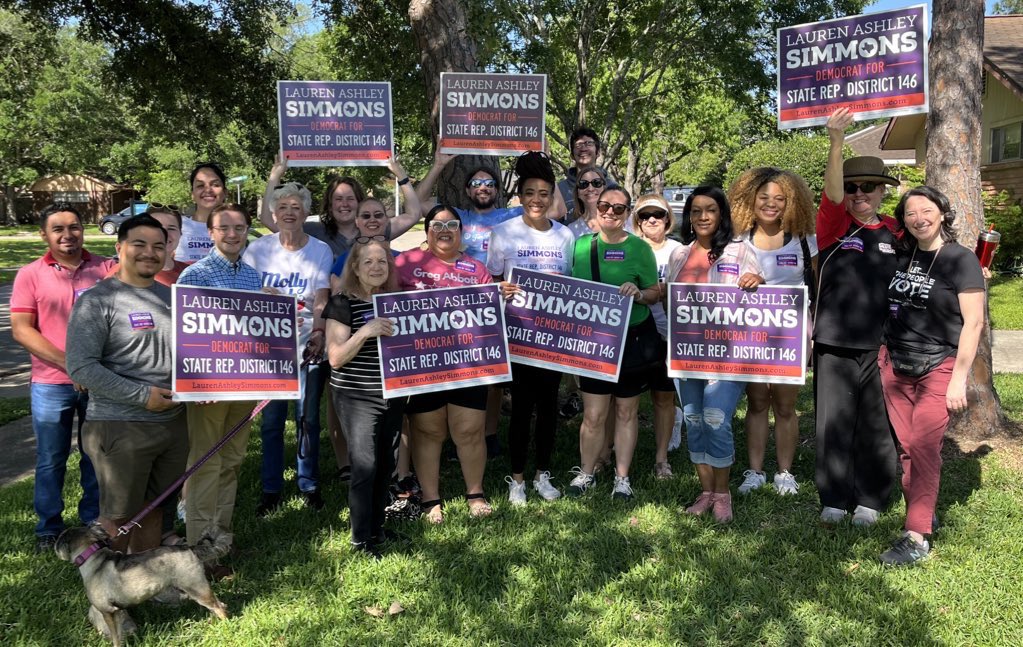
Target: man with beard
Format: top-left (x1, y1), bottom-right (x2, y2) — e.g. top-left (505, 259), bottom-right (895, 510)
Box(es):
top-left (67, 215), bottom-right (186, 554)
top-left (557, 126), bottom-right (616, 223)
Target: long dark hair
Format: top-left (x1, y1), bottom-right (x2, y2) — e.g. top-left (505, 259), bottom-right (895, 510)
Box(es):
top-left (682, 186), bottom-right (733, 262)
top-left (893, 185), bottom-right (956, 251)
top-left (320, 176), bottom-right (366, 237)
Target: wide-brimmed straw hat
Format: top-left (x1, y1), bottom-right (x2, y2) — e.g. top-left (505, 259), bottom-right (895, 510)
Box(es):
top-left (843, 156), bottom-right (899, 186)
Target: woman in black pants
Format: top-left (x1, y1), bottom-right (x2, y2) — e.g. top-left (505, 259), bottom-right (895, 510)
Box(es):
top-left (325, 240), bottom-right (404, 558)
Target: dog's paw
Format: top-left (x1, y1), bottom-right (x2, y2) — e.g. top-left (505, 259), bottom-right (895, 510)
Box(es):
top-left (88, 606), bottom-right (137, 639)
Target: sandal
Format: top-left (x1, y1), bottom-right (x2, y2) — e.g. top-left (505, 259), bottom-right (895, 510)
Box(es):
top-left (421, 499), bottom-right (444, 524)
top-left (337, 465), bottom-right (351, 483)
top-left (466, 493), bottom-right (493, 518)
top-left (654, 461), bottom-right (673, 480)
top-left (160, 532), bottom-right (188, 547)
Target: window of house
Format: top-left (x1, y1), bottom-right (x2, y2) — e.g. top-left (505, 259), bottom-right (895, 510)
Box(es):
top-left (991, 122), bottom-right (1022, 163)
top-left (52, 191), bottom-right (89, 203)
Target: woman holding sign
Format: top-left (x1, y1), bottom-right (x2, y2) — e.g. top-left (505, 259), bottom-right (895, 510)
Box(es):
top-left (488, 152), bottom-right (576, 506)
top-left (667, 187), bottom-right (763, 522)
top-left (395, 205), bottom-right (494, 522)
top-left (567, 187), bottom-right (659, 501)
top-left (325, 239), bottom-right (405, 559)
top-left (729, 168), bottom-right (817, 497)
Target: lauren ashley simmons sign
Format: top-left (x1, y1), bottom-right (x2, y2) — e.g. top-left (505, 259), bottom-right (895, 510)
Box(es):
top-left (172, 285), bottom-right (301, 401)
top-left (438, 72), bottom-right (547, 156)
top-left (374, 284), bottom-right (512, 399)
top-left (776, 4), bottom-right (928, 129)
top-left (504, 268), bottom-right (630, 381)
top-left (667, 283), bottom-right (808, 385)
top-left (277, 80), bottom-right (393, 166)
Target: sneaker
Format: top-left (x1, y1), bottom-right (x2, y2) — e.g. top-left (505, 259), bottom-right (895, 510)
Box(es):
top-left (820, 506), bottom-right (848, 524)
top-left (177, 498), bottom-right (187, 522)
top-left (302, 489), bottom-right (325, 511)
top-left (559, 392), bottom-right (584, 419)
top-left (773, 471), bottom-right (799, 496)
top-left (567, 467), bottom-right (595, 497)
top-left (34, 535), bottom-right (58, 554)
top-left (611, 475), bottom-right (633, 500)
top-left (686, 491), bottom-right (714, 516)
top-left (506, 476), bottom-right (527, 507)
top-left (880, 534), bottom-right (930, 566)
top-left (851, 505), bottom-right (879, 526)
top-left (352, 541), bottom-right (383, 561)
top-left (256, 492), bottom-right (282, 518)
top-left (533, 471), bottom-right (561, 501)
top-left (712, 492), bottom-right (733, 523)
top-left (738, 470), bottom-right (767, 494)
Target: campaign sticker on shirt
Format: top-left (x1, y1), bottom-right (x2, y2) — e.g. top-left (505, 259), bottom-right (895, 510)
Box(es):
top-left (455, 260), bottom-right (477, 273)
top-left (716, 262), bottom-right (740, 275)
top-left (128, 312), bottom-right (155, 330)
top-left (604, 249), bottom-right (626, 261)
top-left (481, 240), bottom-right (489, 251)
top-left (878, 242), bottom-right (896, 255)
top-left (361, 312), bottom-right (376, 323)
top-left (840, 237), bottom-right (864, 252)
top-left (73, 287), bottom-right (92, 301)
top-left (776, 254), bottom-right (798, 267)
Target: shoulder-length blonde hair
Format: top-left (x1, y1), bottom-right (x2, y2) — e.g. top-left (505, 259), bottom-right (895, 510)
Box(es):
top-left (728, 167), bottom-right (815, 237)
top-left (338, 240), bottom-right (398, 299)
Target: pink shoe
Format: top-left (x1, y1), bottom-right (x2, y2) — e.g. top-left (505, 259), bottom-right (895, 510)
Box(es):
top-left (686, 491), bottom-right (714, 515)
top-left (712, 492), bottom-right (733, 523)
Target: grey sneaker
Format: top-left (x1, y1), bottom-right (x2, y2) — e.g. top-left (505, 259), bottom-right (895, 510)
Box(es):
top-left (880, 534), bottom-right (930, 566)
top-left (773, 471), bottom-right (799, 496)
top-left (506, 476), bottom-right (527, 507)
top-left (738, 470), bottom-right (767, 494)
top-left (532, 471), bottom-right (561, 501)
top-left (612, 475), bottom-right (634, 500)
top-left (851, 505), bottom-right (880, 526)
top-left (567, 467), bottom-right (595, 497)
top-left (820, 506), bottom-right (848, 524)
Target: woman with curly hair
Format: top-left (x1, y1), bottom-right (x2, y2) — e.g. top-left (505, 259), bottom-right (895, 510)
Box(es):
top-left (728, 167), bottom-right (817, 498)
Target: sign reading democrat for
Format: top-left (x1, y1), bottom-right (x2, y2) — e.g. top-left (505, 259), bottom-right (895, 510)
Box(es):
top-left (504, 268), bottom-right (630, 381)
top-left (777, 5), bottom-right (927, 129)
top-left (438, 72), bottom-right (546, 156)
top-left (172, 285), bottom-right (301, 401)
top-left (374, 284), bottom-right (511, 399)
top-left (277, 80), bottom-right (393, 166)
top-left (668, 284), bottom-right (808, 385)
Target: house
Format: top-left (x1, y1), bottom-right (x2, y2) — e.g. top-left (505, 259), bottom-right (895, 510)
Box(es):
top-left (881, 15), bottom-right (1023, 204)
top-left (28, 174), bottom-right (139, 224)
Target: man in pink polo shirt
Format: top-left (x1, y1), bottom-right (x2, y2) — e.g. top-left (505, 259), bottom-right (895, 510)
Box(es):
top-left (10, 203), bottom-right (116, 553)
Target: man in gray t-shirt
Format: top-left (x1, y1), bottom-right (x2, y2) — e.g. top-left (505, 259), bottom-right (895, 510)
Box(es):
top-left (67, 215), bottom-right (187, 553)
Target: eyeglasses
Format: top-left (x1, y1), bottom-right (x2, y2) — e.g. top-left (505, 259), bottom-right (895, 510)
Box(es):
top-left (638, 210), bottom-right (668, 221)
top-left (578, 178), bottom-right (605, 190)
top-left (355, 235), bottom-right (387, 244)
top-left (358, 211), bottom-right (388, 220)
top-left (428, 220), bottom-right (461, 232)
top-left (573, 140), bottom-right (597, 150)
top-left (468, 179), bottom-right (497, 189)
top-left (212, 225), bottom-right (249, 234)
top-left (844, 181), bottom-right (879, 194)
top-left (597, 201), bottom-right (629, 216)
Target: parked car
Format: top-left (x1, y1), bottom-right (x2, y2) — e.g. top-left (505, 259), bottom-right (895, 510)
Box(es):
top-left (662, 186), bottom-right (694, 220)
top-left (98, 202), bottom-right (149, 235)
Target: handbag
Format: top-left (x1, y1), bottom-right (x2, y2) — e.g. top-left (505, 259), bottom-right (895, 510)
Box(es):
top-left (590, 235), bottom-right (662, 374)
top-left (887, 343), bottom-right (954, 378)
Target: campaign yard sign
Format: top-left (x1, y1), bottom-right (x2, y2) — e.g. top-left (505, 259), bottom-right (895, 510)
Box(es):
top-left (375, 284), bottom-right (512, 399)
top-left (667, 283), bottom-right (808, 385)
top-left (277, 80), bottom-right (393, 166)
top-left (172, 285), bottom-right (301, 401)
top-left (777, 5), bottom-right (928, 129)
top-left (438, 72), bottom-right (547, 156)
top-left (504, 268), bottom-right (630, 381)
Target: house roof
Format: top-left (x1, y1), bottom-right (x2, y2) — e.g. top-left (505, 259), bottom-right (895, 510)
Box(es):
top-left (29, 174), bottom-right (130, 192)
top-left (846, 124), bottom-right (916, 165)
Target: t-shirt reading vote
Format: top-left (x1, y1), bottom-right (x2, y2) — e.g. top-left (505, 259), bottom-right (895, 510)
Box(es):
top-left (486, 217), bottom-right (576, 278)
top-left (456, 206), bottom-right (522, 263)
top-left (176, 216), bottom-right (214, 262)
top-left (396, 249), bottom-right (492, 290)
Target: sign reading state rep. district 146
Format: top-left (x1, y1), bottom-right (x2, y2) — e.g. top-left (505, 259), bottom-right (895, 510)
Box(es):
top-left (776, 5), bottom-right (928, 129)
top-left (277, 80), bottom-right (394, 166)
top-left (172, 285), bottom-right (301, 401)
top-left (667, 283), bottom-right (808, 385)
top-left (438, 72), bottom-right (547, 156)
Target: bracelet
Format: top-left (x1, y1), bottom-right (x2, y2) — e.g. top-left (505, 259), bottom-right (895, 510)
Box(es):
top-left (397, 176), bottom-right (411, 186)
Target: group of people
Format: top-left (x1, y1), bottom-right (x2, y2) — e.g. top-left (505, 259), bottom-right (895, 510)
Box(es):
top-left (12, 111), bottom-right (986, 579)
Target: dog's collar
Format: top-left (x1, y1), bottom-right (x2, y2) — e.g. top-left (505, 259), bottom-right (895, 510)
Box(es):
top-left (73, 541), bottom-right (106, 567)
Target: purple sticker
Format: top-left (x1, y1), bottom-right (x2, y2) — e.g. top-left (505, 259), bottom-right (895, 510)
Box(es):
top-left (361, 312), bottom-right (376, 323)
top-left (840, 237), bottom-right (864, 252)
top-left (129, 312), bottom-right (155, 330)
top-left (455, 260), bottom-right (477, 273)
top-left (604, 249), bottom-right (626, 261)
top-left (776, 254), bottom-right (799, 267)
top-left (73, 287), bottom-right (91, 301)
top-left (717, 263), bottom-right (740, 275)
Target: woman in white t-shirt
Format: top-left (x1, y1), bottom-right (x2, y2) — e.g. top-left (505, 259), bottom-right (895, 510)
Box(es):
top-left (728, 167), bottom-right (817, 498)
top-left (176, 162), bottom-right (227, 262)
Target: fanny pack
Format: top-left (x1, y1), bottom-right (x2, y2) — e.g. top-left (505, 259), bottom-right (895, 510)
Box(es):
top-left (887, 343), bottom-right (954, 378)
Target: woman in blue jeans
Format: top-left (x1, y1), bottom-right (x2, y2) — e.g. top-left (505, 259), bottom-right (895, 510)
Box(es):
top-left (666, 187), bottom-right (763, 522)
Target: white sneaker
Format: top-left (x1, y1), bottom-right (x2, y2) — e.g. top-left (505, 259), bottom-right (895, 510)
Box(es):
top-left (611, 475), bottom-right (634, 500)
top-left (738, 470), bottom-right (767, 494)
top-left (533, 471), bottom-right (561, 501)
top-left (851, 505), bottom-right (880, 526)
top-left (773, 471), bottom-right (799, 496)
top-left (820, 506), bottom-right (848, 524)
top-left (506, 476), bottom-right (527, 507)
top-left (567, 467), bottom-right (595, 497)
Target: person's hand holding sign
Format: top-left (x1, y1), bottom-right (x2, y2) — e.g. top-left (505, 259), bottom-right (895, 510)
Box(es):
top-left (360, 316), bottom-right (394, 339)
top-left (737, 273), bottom-right (763, 292)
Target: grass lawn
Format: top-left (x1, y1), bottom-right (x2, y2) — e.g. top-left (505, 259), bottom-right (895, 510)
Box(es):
top-left (0, 234), bottom-right (117, 282)
top-left (0, 397), bottom-right (29, 426)
top-left (989, 275), bottom-right (1023, 330)
top-left (2, 376), bottom-right (1022, 645)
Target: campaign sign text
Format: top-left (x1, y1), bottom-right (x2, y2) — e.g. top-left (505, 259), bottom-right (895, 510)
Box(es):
top-left (172, 285), bottom-right (301, 401)
top-left (668, 283), bottom-right (808, 385)
top-left (439, 72), bottom-right (547, 155)
top-left (375, 284), bottom-right (511, 398)
top-left (277, 80), bottom-right (393, 166)
top-left (776, 5), bottom-right (928, 129)
top-left (505, 268), bottom-right (629, 381)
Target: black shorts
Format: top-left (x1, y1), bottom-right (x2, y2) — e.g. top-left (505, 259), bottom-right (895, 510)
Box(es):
top-left (404, 385), bottom-right (489, 415)
top-left (579, 370), bottom-right (650, 399)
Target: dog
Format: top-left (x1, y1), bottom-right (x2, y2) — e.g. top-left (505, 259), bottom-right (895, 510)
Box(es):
top-left (55, 523), bottom-right (231, 646)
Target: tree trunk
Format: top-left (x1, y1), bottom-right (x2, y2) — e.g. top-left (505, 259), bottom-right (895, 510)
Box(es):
top-left (3, 185), bottom-right (19, 227)
top-left (926, 0), bottom-right (1005, 437)
top-left (408, 0), bottom-right (503, 209)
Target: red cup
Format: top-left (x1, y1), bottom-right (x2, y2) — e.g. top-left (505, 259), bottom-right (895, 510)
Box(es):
top-left (975, 230), bottom-right (1000, 269)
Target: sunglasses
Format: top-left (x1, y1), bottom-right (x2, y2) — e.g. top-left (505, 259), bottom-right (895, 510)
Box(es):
top-left (468, 179), bottom-right (497, 189)
top-left (355, 235), bottom-right (387, 244)
top-left (844, 181), bottom-right (879, 194)
top-left (638, 210), bottom-right (668, 221)
top-left (148, 202), bottom-right (180, 214)
top-left (358, 211), bottom-right (388, 220)
top-left (597, 201), bottom-right (629, 216)
top-left (428, 220), bottom-right (461, 232)
top-left (578, 178), bottom-right (605, 190)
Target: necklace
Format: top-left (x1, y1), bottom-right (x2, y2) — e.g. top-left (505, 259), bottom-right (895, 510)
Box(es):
top-left (908, 242), bottom-right (942, 277)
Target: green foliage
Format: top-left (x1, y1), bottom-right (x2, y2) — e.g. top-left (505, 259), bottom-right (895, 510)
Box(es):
top-left (722, 134), bottom-right (843, 198)
top-left (993, 0), bottom-right (1023, 14)
top-left (983, 190), bottom-right (1023, 273)
top-left (879, 163), bottom-right (926, 215)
